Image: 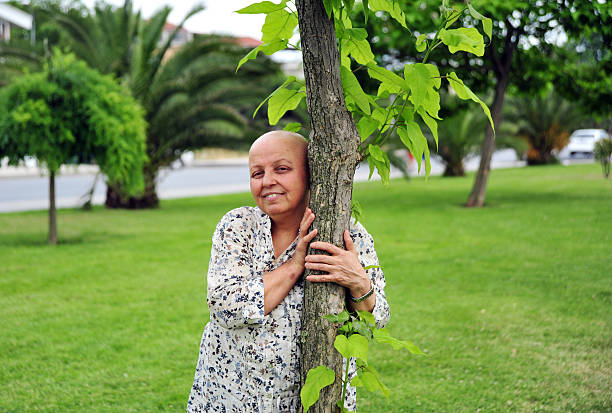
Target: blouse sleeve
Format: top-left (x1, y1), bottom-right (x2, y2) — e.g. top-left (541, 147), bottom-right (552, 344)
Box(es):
top-left (350, 221), bottom-right (390, 329)
top-left (206, 211), bottom-right (265, 330)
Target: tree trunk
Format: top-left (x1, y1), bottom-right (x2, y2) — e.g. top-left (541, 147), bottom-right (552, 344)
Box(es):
top-left (296, 0), bottom-right (361, 411)
top-left (465, 74), bottom-right (509, 207)
top-left (48, 170), bottom-right (58, 245)
top-left (105, 166), bottom-right (159, 209)
top-left (443, 159), bottom-right (465, 177)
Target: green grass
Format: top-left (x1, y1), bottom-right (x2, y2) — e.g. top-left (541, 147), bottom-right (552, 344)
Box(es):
top-left (1, 163), bottom-right (610, 412)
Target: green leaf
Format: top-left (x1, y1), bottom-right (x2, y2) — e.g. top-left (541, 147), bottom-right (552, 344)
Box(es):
top-left (235, 0), bottom-right (286, 14)
top-left (368, 144), bottom-right (385, 162)
top-left (341, 66), bottom-right (370, 115)
top-left (342, 29), bottom-right (375, 65)
top-left (344, 28), bottom-right (367, 41)
top-left (357, 310), bottom-right (376, 327)
top-left (338, 321), bottom-right (353, 335)
top-left (444, 6), bottom-right (462, 28)
top-left (367, 0), bottom-right (407, 28)
top-left (322, 0), bottom-right (342, 18)
top-left (404, 63), bottom-right (441, 119)
top-left (366, 63), bottom-right (405, 94)
top-left (371, 106), bottom-right (390, 132)
top-left (334, 334), bottom-right (369, 362)
top-left (351, 199), bottom-right (364, 223)
top-left (323, 0), bottom-right (333, 18)
top-left (340, 54), bottom-right (351, 69)
top-left (236, 39), bottom-right (287, 72)
top-left (417, 107), bottom-right (439, 149)
top-left (254, 75), bottom-right (297, 116)
top-left (351, 365), bottom-right (390, 397)
top-left (439, 28), bottom-right (485, 56)
top-left (283, 122), bottom-right (302, 132)
top-left (342, 0), bottom-right (355, 12)
top-left (356, 116), bottom-right (379, 141)
top-left (373, 328), bottom-right (425, 354)
top-left (262, 9), bottom-right (298, 42)
top-left (416, 33), bottom-right (427, 52)
top-left (352, 320), bottom-right (373, 338)
top-left (268, 87), bottom-right (305, 125)
top-left (366, 156), bottom-right (376, 180)
top-left (406, 120), bottom-right (431, 176)
top-left (467, 4), bottom-right (492, 40)
top-left (362, 0), bottom-right (369, 24)
top-left (447, 71), bottom-right (494, 135)
top-left (367, 145), bottom-right (390, 185)
top-left (378, 151), bottom-right (391, 185)
top-left (397, 119), bottom-right (430, 177)
top-left (301, 365), bottom-right (336, 412)
top-left (324, 309), bottom-right (350, 324)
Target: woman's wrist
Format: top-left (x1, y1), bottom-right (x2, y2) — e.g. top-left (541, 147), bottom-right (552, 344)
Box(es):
top-left (349, 278), bottom-right (372, 300)
top-left (287, 258), bottom-right (304, 280)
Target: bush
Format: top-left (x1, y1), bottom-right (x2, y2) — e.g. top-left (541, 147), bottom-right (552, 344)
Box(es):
top-left (594, 138), bottom-right (612, 178)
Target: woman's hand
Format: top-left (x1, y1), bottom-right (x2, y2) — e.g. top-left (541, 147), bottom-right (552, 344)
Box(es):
top-left (288, 207), bottom-right (318, 272)
top-left (304, 230), bottom-right (371, 298)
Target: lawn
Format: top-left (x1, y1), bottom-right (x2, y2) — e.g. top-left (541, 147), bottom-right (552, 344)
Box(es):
top-left (0, 163), bottom-right (610, 412)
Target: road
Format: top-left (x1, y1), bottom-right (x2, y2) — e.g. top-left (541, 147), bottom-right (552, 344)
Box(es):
top-left (0, 150), bottom-right (529, 213)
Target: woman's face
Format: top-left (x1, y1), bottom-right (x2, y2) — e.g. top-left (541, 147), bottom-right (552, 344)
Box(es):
top-left (249, 136), bottom-right (308, 223)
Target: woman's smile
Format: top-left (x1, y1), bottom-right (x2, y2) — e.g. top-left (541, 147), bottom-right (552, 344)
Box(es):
top-left (262, 192), bottom-right (284, 200)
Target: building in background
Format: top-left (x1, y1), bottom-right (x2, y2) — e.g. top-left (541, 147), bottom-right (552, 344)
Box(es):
top-left (0, 2), bottom-right (32, 42)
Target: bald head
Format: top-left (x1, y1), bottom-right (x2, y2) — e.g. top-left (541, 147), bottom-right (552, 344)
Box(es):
top-left (250, 130), bottom-right (307, 159)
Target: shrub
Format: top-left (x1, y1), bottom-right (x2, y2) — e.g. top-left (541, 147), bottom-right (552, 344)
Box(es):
top-left (594, 138), bottom-right (612, 178)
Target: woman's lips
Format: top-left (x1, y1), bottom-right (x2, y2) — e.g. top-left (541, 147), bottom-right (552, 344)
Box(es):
top-left (262, 192), bottom-right (283, 200)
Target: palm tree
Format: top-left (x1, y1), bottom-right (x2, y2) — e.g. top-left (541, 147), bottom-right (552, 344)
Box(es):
top-left (7, 0), bottom-right (283, 208)
top-left (0, 38), bottom-right (43, 86)
top-left (504, 90), bottom-right (583, 165)
top-left (45, 0), bottom-right (141, 78)
top-left (427, 109), bottom-right (486, 176)
top-left (422, 106), bottom-right (525, 177)
top-left (106, 34), bottom-right (282, 207)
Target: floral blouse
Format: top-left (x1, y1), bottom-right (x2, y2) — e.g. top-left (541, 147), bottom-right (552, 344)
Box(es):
top-left (187, 206), bottom-right (390, 412)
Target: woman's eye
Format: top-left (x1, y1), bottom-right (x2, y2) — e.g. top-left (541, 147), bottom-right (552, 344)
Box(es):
top-left (277, 166), bottom-right (290, 172)
top-left (251, 171), bottom-right (263, 178)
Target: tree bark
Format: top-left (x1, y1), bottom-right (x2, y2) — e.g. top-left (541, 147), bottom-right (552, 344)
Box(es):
top-left (296, 0), bottom-right (361, 411)
top-left (465, 74), bottom-right (509, 207)
top-left (105, 166), bottom-right (159, 209)
top-left (443, 161), bottom-right (465, 177)
top-left (48, 170), bottom-right (58, 245)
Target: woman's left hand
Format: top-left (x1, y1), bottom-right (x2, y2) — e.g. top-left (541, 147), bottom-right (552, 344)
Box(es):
top-left (304, 230), bottom-right (371, 298)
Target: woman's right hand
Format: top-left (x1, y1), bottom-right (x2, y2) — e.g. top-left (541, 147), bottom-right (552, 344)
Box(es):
top-left (291, 207), bottom-right (317, 271)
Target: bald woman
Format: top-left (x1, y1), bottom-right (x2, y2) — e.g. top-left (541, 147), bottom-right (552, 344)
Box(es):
top-left (187, 131), bottom-right (389, 412)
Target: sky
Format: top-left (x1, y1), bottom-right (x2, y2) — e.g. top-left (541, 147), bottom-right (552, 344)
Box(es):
top-left (80, 0), bottom-right (266, 39)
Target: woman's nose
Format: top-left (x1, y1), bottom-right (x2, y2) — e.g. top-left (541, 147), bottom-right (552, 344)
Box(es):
top-left (262, 171), bottom-right (276, 186)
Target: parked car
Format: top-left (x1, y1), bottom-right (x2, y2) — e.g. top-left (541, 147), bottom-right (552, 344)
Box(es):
top-left (563, 129), bottom-right (609, 158)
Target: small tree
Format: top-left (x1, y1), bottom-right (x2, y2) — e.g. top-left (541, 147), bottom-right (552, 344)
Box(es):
top-left (0, 51), bottom-right (147, 244)
top-left (594, 139), bottom-right (612, 179)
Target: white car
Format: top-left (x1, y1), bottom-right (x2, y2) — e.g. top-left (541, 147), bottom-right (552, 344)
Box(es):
top-left (564, 129), bottom-right (609, 158)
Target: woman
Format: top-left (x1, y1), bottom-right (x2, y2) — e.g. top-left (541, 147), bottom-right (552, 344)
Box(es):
top-left (187, 131), bottom-right (389, 412)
